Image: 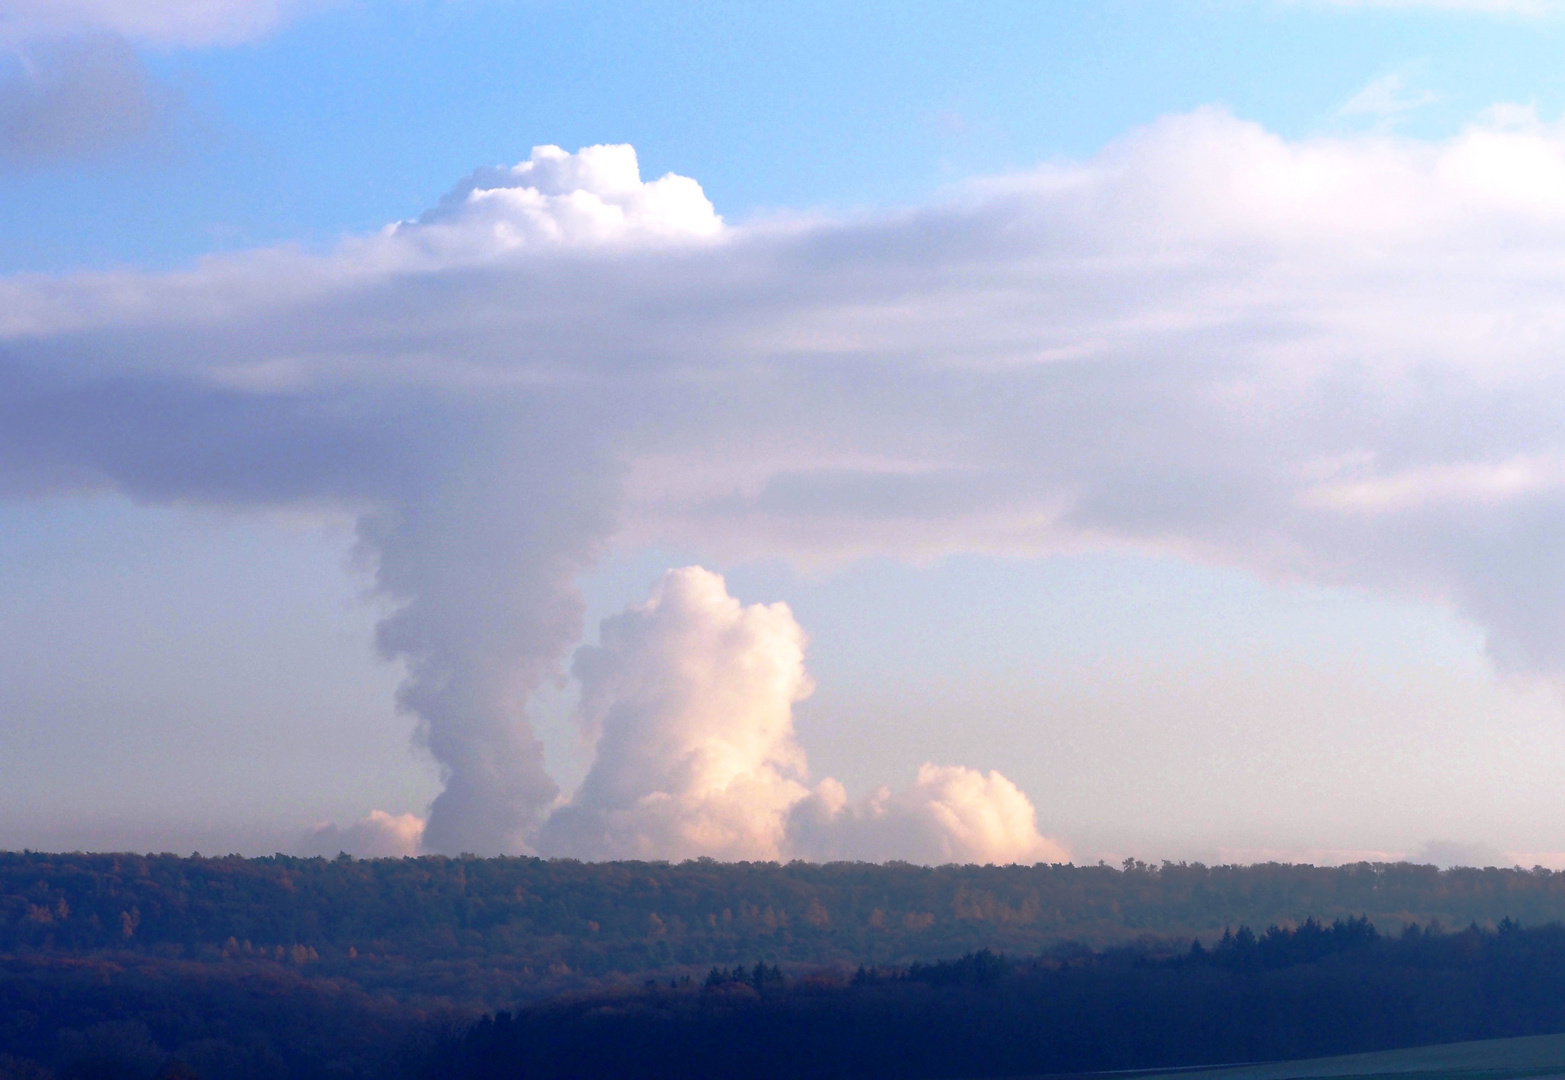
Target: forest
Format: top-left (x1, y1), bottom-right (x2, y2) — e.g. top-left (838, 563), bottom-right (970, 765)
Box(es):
top-left (425, 918), bottom-right (1565, 1079)
top-left (8, 853), bottom-right (1565, 1077)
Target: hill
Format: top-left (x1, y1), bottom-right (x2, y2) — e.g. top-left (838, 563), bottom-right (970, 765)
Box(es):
top-left (8, 852), bottom-right (1565, 1004)
top-left (423, 920), bottom-right (1565, 1080)
top-left (8, 855), bottom-right (1565, 1078)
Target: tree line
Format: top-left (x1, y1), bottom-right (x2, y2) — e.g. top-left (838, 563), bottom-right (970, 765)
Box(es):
top-left (9, 851), bottom-right (1565, 996)
top-left (425, 918), bottom-right (1565, 1080)
top-left (4, 909), bottom-right (1565, 1078)
top-left (8, 852), bottom-right (1565, 1077)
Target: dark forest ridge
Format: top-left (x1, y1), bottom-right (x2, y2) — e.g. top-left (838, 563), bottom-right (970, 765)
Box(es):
top-left (9, 887), bottom-right (1565, 1079)
top-left (422, 921), bottom-right (1565, 1079)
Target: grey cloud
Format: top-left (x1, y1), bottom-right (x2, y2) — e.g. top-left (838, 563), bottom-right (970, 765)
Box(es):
top-left (1413, 839), bottom-right (1509, 868)
top-left (364, 417), bottom-right (618, 855)
top-left (0, 35), bottom-right (176, 166)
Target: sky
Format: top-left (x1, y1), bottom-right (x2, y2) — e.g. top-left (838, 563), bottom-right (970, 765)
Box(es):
top-left (5, 0), bottom-right (1565, 865)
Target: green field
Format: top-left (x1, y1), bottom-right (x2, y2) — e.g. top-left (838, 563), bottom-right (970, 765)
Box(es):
top-left (1119, 1033), bottom-right (1565, 1080)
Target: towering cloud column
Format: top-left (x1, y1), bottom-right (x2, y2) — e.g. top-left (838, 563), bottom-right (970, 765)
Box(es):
top-left (22, 121), bottom-right (1565, 861)
top-left (541, 567), bottom-right (1068, 865)
top-left (540, 566), bottom-right (813, 860)
top-left (362, 427), bottom-right (618, 855)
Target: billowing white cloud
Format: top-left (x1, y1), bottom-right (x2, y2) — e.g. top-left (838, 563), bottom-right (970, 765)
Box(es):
top-left (296, 810), bottom-right (424, 858)
top-left (9, 118), bottom-right (1565, 853)
top-left (540, 567), bottom-right (811, 861)
top-left (539, 567), bottom-right (1062, 864)
top-left (789, 767), bottom-right (1069, 865)
top-left (404, 144), bottom-right (724, 261)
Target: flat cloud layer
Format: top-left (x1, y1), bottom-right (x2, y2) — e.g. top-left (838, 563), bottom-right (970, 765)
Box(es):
top-left (9, 113), bottom-right (1565, 855)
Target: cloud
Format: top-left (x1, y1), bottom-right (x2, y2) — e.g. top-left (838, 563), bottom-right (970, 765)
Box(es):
top-left (296, 810), bottom-right (424, 858)
top-left (539, 567), bottom-right (1062, 864)
top-left (1339, 71), bottom-right (1439, 124)
top-left (10, 119), bottom-right (1565, 852)
top-left (1212, 846), bottom-right (1409, 865)
top-left (1412, 839), bottom-right (1508, 867)
top-left (0, 0), bottom-right (322, 166)
top-left (0, 35), bottom-right (175, 166)
top-left (1302, 455), bottom-right (1565, 512)
top-left (539, 567), bottom-right (811, 861)
top-left (789, 767), bottom-right (1069, 865)
top-left (406, 144), bottom-right (724, 259)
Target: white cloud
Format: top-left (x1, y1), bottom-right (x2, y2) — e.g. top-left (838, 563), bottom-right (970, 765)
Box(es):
top-left (789, 767), bottom-right (1069, 866)
top-left (1212, 846), bottom-right (1409, 865)
top-left (296, 810), bottom-right (424, 858)
top-left (405, 144), bottom-right (724, 260)
top-left (10, 120), bottom-right (1565, 851)
top-left (1340, 71), bottom-right (1439, 124)
top-left (1302, 455), bottom-right (1565, 511)
top-left (539, 567), bottom-right (812, 861)
top-left (539, 567), bottom-right (1063, 864)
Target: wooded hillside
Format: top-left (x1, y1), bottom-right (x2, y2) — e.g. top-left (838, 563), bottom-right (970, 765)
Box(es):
top-left (6, 852), bottom-right (1565, 1002)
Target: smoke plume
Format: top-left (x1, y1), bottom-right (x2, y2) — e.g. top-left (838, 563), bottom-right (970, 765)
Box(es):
top-left (541, 567), bottom-right (1067, 864)
top-left (297, 810), bottom-right (424, 858)
top-left (789, 767), bottom-right (1070, 866)
top-left (12, 117), bottom-right (1565, 856)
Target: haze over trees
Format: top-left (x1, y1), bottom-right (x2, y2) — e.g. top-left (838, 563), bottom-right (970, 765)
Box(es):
top-left (8, 853), bottom-right (1565, 1078)
top-left (429, 918), bottom-right (1565, 1080)
top-left (9, 853), bottom-right (1565, 995)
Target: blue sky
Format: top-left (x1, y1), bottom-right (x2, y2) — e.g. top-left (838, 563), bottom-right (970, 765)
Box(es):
top-left (12, 1), bottom-right (1565, 270)
top-left (6, 0), bottom-right (1565, 864)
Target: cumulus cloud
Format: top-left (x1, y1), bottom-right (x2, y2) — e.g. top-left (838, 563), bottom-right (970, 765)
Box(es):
top-left (405, 144), bottom-right (724, 260)
top-left (539, 567), bottom-right (811, 860)
top-left (296, 810), bottom-right (424, 858)
top-left (789, 767), bottom-right (1069, 865)
top-left (539, 567), bottom-right (1062, 864)
top-left (10, 118), bottom-right (1565, 853)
